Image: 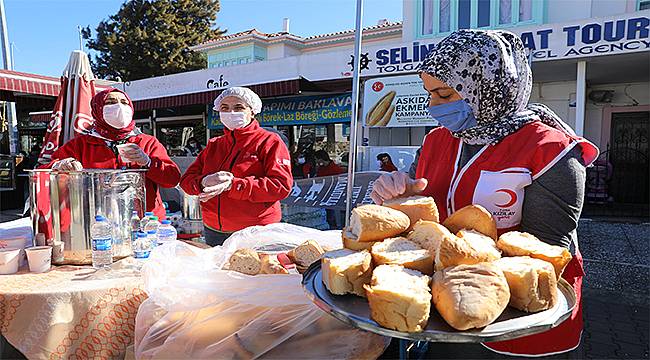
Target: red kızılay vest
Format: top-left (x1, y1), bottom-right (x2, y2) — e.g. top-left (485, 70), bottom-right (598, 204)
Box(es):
top-left (416, 121), bottom-right (598, 233)
top-left (416, 121), bottom-right (598, 356)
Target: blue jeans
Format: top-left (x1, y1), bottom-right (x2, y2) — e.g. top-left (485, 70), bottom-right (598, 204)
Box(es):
top-left (203, 227), bottom-right (232, 247)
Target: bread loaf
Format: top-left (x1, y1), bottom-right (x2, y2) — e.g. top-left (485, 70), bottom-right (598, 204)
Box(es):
top-left (342, 228), bottom-right (376, 251)
top-left (407, 220), bottom-right (453, 253)
top-left (431, 263), bottom-right (510, 330)
top-left (383, 196), bottom-right (439, 230)
top-left (349, 204), bottom-right (410, 242)
top-left (442, 205), bottom-right (498, 240)
top-left (288, 240), bottom-right (325, 270)
top-left (497, 231), bottom-right (572, 277)
top-left (436, 229), bottom-right (501, 271)
top-left (370, 237), bottom-right (433, 275)
top-left (363, 264), bottom-right (431, 332)
top-left (494, 256), bottom-right (558, 312)
top-left (259, 254), bottom-right (289, 275)
top-left (229, 248), bottom-right (261, 275)
top-left (322, 249), bottom-right (373, 297)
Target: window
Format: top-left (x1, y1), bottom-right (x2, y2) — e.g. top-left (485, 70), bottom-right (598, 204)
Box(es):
top-left (639, 0), bottom-right (650, 10)
top-left (418, 0), bottom-right (542, 38)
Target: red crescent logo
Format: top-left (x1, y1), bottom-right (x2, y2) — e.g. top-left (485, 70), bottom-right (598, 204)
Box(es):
top-left (495, 189), bottom-right (517, 208)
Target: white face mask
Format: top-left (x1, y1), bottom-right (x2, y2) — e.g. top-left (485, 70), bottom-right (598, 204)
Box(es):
top-left (103, 103), bottom-right (133, 129)
top-left (377, 160), bottom-right (383, 168)
top-left (219, 111), bottom-right (248, 130)
top-left (297, 157), bottom-right (306, 165)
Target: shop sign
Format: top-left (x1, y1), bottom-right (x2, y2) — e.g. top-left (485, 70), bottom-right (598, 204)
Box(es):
top-left (281, 171), bottom-right (381, 210)
top-left (300, 12), bottom-right (650, 80)
top-left (207, 93), bottom-right (353, 129)
top-left (362, 74), bottom-right (435, 128)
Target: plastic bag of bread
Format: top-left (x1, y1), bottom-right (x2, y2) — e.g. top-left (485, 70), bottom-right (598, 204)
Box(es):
top-left (135, 223), bottom-right (389, 359)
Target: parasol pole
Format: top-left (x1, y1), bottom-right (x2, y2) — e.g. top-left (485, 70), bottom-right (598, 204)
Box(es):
top-left (344, 0), bottom-right (364, 228)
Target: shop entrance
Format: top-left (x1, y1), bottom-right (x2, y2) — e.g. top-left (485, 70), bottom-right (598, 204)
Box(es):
top-left (585, 109), bottom-right (649, 220)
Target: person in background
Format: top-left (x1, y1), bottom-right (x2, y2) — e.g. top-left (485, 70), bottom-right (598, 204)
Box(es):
top-left (314, 150), bottom-right (345, 177)
top-left (370, 29), bottom-right (597, 357)
top-left (45, 88), bottom-right (181, 219)
top-left (297, 149), bottom-right (317, 179)
top-left (377, 153), bottom-right (398, 172)
top-left (312, 149), bottom-right (346, 229)
top-left (184, 138), bottom-right (203, 156)
top-left (179, 87), bottom-right (293, 246)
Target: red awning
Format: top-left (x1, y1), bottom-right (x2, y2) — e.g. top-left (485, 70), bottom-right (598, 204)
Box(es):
top-left (133, 79), bottom-right (302, 111)
top-left (0, 69), bottom-right (60, 97)
top-left (0, 69), bottom-right (113, 99)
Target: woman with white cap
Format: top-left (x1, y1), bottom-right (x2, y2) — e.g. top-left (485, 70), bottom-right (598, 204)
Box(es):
top-left (180, 87), bottom-right (293, 246)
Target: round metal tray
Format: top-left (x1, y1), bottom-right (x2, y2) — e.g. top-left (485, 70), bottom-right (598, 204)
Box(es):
top-left (302, 262), bottom-right (576, 343)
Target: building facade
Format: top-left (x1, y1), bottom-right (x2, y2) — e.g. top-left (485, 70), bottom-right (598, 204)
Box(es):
top-left (121, 0), bottom-right (649, 215)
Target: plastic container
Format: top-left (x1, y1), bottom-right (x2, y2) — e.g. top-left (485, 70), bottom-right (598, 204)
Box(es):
top-left (147, 230), bottom-right (158, 249)
top-left (144, 216), bottom-right (160, 234)
top-left (91, 215), bottom-right (113, 269)
top-left (157, 220), bottom-right (178, 245)
top-left (133, 232), bottom-right (151, 259)
top-left (140, 212), bottom-right (154, 232)
top-left (131, 211), bottom-right (140, 243)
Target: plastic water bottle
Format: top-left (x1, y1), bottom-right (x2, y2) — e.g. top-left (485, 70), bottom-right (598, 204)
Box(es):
top-left (144, 216), bottom-right (160, 233)
top-left (133, 231), bottom-right (151, 259)
top-left (140, 212), bottom-right (154, 231)
top-left (157, 220), bottom-right (177, 245)
top-left (146, 230), bottom-right (158, 248)
top-left (130, 211), bottom-right (140, 243)
top-left (91, 215), bottom-right (113, 269)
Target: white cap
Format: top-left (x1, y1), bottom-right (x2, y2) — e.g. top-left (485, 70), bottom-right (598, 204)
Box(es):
top-left (213, 87), bottom-right (263, 115)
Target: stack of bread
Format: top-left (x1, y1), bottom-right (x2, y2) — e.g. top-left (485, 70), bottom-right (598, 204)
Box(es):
top-left (228, 240), bottom-right (325, 275)
top-left (322, 197), bottom-right (572, 333)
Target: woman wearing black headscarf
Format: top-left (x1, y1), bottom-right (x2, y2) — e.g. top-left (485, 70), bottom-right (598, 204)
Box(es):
top-left (371, 29), bottom-right (598, 356)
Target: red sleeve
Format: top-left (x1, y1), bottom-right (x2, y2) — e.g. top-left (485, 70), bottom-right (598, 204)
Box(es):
top-left (226, 135), bottom-right (293, 203)
top-left (40, 138), bottom-right (82, 169)
top-left (179, 145), bottom-right (209, 195)
top-left (141, 137), bottom-right (181, 188)
top-left (302, 163), bottom-right (311, 177)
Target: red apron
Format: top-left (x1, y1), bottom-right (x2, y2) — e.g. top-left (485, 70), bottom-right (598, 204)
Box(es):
top-left (416, 121), bottom-right (598, 356)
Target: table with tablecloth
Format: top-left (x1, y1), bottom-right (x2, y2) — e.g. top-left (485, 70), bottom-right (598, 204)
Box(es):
top-left (0, 260), bottom-right (146, 360)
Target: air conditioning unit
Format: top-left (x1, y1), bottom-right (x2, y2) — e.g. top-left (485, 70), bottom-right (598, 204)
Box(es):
top-left (588, 90), bottom-right (614, 103)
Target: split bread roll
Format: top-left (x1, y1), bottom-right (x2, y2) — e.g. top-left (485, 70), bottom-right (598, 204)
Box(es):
top-left (407, 220), bottom-right (454, 254)
top-left (371, 237), bottom-right (433, 275)
top-left (383, 196), bottom-right (439, 230)
top-left (364, 264), bottom-right (431, 332)
top-left (229, 248), bottom-right (261, 275)
top-left (494, 256), bottom-right (558, 312)
top-left (497, 231), bottom-right (572, 277)
top-left (322, 249), bottom-right (373, 297)
top-left (259, 254), bottom-right (289, 275)
top-left (443, 204), bottom-right (498, 240)
top-left (349, 204), bottom-right (410, 242)
top-left (436, 229), bottom-right (501, 271)
top-left (342, 228), bottom-right (377, 251)
top-left (288, 240), bottom-right (325, 270)
top-left (431, 263), bottom-right (510, 331)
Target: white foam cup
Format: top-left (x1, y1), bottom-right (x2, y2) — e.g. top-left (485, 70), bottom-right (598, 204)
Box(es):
top-left (25, 246), bottom-right (52, 273)
top-left (0, 249), bottom-right (21, 275)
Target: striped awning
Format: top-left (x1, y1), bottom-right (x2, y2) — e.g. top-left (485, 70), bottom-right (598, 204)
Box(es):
top-left (133, 79), bottom-right (302, 111)
top-left (0, 69), bottom-right (61, 97)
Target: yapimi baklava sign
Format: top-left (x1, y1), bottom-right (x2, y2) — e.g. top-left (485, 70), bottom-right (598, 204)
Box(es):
top-left (362, 74), bottom-right (436, 128)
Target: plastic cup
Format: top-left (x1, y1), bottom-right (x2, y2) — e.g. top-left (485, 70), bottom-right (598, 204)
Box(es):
top-left (116, 144), bottom-right (133, 163)
top-left (0, 249), bottom-right (21, 275)
top-left (25, 246), bottom-right (52, 273)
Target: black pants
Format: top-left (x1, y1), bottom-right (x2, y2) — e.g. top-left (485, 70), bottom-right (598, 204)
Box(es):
top-left (203, 227), bottom-right (232, 247)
